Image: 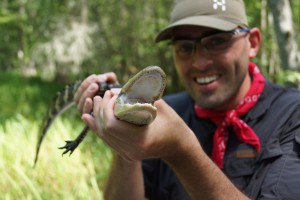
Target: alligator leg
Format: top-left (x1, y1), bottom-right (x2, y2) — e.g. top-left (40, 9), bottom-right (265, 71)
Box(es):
top-left (58, 125), bottom-right (89, 156)
top-left (57, 82), bottom-right (120, 155)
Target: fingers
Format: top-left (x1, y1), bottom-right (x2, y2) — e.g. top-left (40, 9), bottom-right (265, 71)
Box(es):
top-left (154, 99), bottom-right (178, 119)
top-left (82, 97), bottom-right (93, 114)
top-left (95, 91), bottom-right (140, 162)
top-left (84, 90), bottom-right (116, 136)
top-left (81, 113), bottom-right (96, 131)
top-left (153, 99), bottom-right (166, 110)
top-left (94, 90), bottom-right (119, 133)
top-left (81, 92), bottom-right (111, 133)
top-left (74, 74), bottom-right (98, 104)
top-left (77, 82), bottom-right (98, 113)
top-left (110, 88), bottom-right (121, 95)
top-left (74, 72), bottom-right (118, 114)
top-left (103, 72), bottom-right (119, 85)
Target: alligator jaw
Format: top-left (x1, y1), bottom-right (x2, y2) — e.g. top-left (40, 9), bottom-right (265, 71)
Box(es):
top-left (114, 66), bottom-right (166, 125)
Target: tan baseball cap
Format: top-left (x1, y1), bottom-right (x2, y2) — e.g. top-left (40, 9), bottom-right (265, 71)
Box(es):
top-left (155, 0), bottom-right (248, 42)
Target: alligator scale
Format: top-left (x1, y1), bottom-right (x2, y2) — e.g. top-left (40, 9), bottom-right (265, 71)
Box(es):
top-left (34, 66), bottom-right (166, 165)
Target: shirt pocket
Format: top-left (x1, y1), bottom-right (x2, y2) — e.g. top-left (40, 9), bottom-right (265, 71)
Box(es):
top-left (224, 146), bottom-right (258, 190)
top-left (224, 140), bottom-right (284, 192)
top-left (257, 133), bottom-right (300, 199)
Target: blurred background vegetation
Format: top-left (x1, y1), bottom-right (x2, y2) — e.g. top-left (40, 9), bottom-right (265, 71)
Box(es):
top-left (0, 0), bottom-right (299, 199)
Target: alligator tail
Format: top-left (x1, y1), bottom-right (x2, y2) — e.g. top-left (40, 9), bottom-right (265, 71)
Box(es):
top-left (33, 81), bottom-right (81, 167)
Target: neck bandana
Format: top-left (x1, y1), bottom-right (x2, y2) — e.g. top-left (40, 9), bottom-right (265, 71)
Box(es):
top-left (194, 62), bottom-right (265, 168)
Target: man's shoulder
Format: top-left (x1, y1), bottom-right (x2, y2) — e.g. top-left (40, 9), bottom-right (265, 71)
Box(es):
top-left (258, 81), bottom-right (300, 122)
top-left (267, 81), bottom-right (300, 104)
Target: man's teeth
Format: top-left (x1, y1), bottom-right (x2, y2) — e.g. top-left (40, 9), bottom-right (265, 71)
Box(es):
top-left (195, 75), bottom-right (219, 84)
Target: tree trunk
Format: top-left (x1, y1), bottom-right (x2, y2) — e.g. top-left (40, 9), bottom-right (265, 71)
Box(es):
top-left (268, 0), bottom-right (300, 70)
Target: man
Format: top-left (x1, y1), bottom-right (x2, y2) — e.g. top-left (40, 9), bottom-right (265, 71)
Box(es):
top-left (75, 0), bottom-right (300, 199)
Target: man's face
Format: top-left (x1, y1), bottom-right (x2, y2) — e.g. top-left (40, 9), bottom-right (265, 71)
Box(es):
top-left (171, 26), bottom-right (257, 111)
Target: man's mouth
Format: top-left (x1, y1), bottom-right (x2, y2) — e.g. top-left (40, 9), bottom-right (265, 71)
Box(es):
top-left (194, 74), bottom-right (220, 85)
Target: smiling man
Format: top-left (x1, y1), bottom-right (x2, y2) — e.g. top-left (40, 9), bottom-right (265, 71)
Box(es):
top-left (169, 26), bottom-right (254, 111)
top-left (75, 0), bottom-right (300, 199)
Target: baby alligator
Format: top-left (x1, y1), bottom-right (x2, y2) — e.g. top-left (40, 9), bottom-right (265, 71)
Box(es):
top-left (34, 66), bottom-right (166, 166)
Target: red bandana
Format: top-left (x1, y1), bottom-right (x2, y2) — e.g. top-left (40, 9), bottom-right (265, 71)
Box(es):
top-left (194, 62), bottom-right (265, 169)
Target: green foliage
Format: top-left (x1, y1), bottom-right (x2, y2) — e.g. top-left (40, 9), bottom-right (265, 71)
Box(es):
top-left (1, 0), bottom-right (299, 89)
top-left (0, 72), bottom-right (112, 198)
top-left (275, 70), bottom-right (300, 88)
top-left (0, 72), bottom-right (64, 123)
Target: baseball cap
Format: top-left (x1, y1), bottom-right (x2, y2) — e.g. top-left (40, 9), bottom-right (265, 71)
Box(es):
top-left (155, 0), bottom-right (248, 42)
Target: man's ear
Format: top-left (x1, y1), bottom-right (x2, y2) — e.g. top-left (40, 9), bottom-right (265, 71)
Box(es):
top-left (248, 28), bottom-right (261, 58)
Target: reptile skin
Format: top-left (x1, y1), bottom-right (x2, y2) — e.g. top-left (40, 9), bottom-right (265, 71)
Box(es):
top-left (34, 66), bottom-right (166, 166)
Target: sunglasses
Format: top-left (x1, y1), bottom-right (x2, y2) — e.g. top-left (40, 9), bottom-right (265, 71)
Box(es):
top-left (170, 28), bottom-right (250, 58)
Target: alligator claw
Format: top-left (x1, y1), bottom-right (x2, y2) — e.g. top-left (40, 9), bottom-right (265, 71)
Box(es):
top-left (58, 140), bottom-right (79, 156)
top-left (58, 126), bottom-right (90, 156)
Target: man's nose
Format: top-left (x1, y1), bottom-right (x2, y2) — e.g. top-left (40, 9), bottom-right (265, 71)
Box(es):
top-left (192, 47), bottom-right (213, 71)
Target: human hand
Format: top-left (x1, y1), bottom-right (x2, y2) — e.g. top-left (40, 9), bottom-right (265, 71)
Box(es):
top-left (82, 90), bottom-right (194, 162)
top-left (74, 72), bottom-right (119, 114)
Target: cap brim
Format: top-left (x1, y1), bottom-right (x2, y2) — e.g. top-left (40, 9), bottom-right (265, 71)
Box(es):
top-left (155, 16), bottom-right (238, 42)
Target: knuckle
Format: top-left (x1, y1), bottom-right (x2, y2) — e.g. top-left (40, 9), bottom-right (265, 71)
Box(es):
top-left (83, 74), bottom-right (98, 86)
top-left (98, 74), bottom-right (108, 82)
top-left (88, 74), bottom-right (98, 81)
top-left (86, 83), bottom-right (96, 94)
top-left (108, 72), bottom-right (117, 78)
top-left (104, 121), bottom-right (114, 132)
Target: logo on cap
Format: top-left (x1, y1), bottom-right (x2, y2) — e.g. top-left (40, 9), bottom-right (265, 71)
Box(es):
top-left (213, 0), bottom-right (226, 11)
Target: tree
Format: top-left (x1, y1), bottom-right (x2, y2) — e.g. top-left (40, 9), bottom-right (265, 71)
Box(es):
top-left (1, 0), bottom-right (300, 90)
top-left (268, 0), bottom-right (300, 70)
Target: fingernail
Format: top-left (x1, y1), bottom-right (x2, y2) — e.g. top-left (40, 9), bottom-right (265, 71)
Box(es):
top-left (93, 96), bottom-right (100, 101)
top-left (111, 88), bottom-right (121, 95)
top-left (97, 74), bottom-right (106, 82)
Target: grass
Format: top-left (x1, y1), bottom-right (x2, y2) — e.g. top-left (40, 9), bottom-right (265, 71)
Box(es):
top-left (0, 72), bottom-right (113, 199)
